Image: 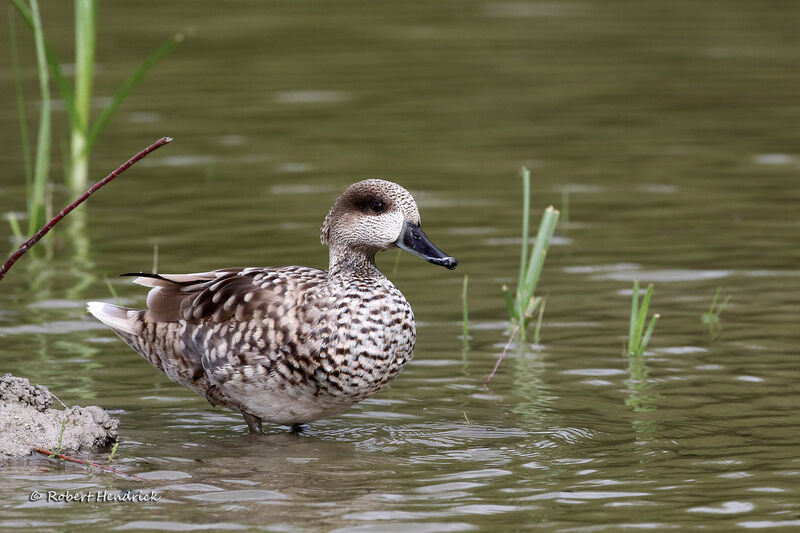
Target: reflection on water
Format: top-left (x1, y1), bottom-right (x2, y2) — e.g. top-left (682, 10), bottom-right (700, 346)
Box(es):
top-left (2, 0), bottom-right (800, 530)
top-left (511, 345), bottom-right (557, 428)
top-left (625, 349), bottom-right (662, 448)
top-left (63, 210), bottom-right (95, 301)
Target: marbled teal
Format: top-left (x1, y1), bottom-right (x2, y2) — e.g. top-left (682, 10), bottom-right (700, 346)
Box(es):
top-left (87, 179), bottom-right (457, 432)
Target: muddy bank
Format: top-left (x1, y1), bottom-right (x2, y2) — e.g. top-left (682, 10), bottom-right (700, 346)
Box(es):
top-left (0, 374), bottom-right (118, 458)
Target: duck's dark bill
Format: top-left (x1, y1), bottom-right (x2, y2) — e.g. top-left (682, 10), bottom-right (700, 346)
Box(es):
top-left (396, 221), bottom-right (458, 270)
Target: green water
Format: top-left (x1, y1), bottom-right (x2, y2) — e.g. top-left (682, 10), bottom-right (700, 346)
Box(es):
top-left (1, 1), bottom-right (799, 531)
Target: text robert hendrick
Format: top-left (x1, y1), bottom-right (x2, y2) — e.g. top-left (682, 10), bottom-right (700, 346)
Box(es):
top-left (29, 489), bottom-right (161, 503)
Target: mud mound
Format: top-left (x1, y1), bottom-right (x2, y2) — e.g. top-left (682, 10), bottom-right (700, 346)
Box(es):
top-left (0, 374), bottom-right (119, 458)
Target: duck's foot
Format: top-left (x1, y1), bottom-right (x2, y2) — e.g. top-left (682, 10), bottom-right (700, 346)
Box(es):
top-left (290, 423), bottom-right (308, 434)
top-left (241, 411), bottom-right (263, 434)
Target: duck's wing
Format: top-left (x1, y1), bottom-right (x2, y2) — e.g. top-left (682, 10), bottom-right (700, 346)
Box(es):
top-left (89, 267), bottom-right (329, 407)
top-left (132, 266), bottom-right (330, 374)
top-left (126, 268), bottom-right (284, 323)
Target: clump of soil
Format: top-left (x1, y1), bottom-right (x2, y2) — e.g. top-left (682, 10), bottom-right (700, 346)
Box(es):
top-left (0, 374), bottom-right (119, 458)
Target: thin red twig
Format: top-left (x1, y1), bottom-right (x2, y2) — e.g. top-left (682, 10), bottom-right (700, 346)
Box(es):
top-left (0, 137), bottom-right (172, 282)
top-left (483, 323), bottom-right (521, 391)
top-left (33, 447), bottom-right (144, 481)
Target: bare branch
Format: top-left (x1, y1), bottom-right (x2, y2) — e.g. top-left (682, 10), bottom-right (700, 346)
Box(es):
top-left (0, 137), bottom-right (172, 281)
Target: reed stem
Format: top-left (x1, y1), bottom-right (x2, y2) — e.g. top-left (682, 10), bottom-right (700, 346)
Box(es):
top-left (34, 447), bottom-right (143, 481)
top-left (501, 168), bottom-right (559, 342)
top-left (516, 167), bottom-right (531, 308)
top-left (69, 0), bottom-right (95, 191)
top-left (28, 0), bottom-right (51, 236)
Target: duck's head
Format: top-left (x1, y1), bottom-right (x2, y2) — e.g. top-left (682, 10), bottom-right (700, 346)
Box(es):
top-left (321, 179), bottom-right (457, 270)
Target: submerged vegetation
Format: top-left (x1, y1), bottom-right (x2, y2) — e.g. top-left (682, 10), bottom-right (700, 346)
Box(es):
top-left (7, 0), bottom-right (180, 240)
top-left (702, 286), bottom-right (730, 340)
top-left (501, 167), bottom-right (560, 341)
top-left (627, 281), bottom-right (660, 357)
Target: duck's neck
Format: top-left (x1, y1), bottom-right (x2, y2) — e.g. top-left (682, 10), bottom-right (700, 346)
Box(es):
top-left (327, 245), bottom-right (383, 278)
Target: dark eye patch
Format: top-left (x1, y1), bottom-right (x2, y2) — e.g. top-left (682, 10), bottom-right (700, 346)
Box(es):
top-left (354, 195), bottom-right (390, 214)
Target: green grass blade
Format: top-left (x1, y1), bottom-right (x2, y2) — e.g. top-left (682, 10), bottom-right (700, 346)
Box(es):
top-left (631, 283), bottom-right (654, 354)
top-left (710, 287), bottom-right (730, 316)
top-left (68, 0), bottom-right (97, 191)
top-left (636, 284), bottom-right (654, 342)
top-left (11, 0), bottom-right (79, 129)
top-left (628, 280), bottom-right (639, 351)
top-left (524, 295), bottom-right (542, 318)
top-left (702, 287), bottom-right (730, 340)
top-left (74, 0), bottom-right (95, 133)
top-left (6, 213), bottom-right (25, 243)
top-left (708, 286), bottom-right (721, 314)
top-left (517, 167), bottom-right (531, 304)
top-left (9, 9), bottom-right (32, 189)
top-left (718, 295), bottom-right (731, 314)
top-left (533, 297), bottom-right (546, 344)
top-left (47, 46), bottom-right (78, 127)
top-left (107, 439), bottom-right (119, 466)
top-left (640, 313), bottom-right (660, 352)
top-left (502, 285), bottom-right (516, 320)
top-left (86, 34), bottom-right (182, 151)
top-left (28, 0), bottom-right (51, 236)
top-left (519, 205), bottom-right (558, 342)
top-left (59, 135), bottom-right (70, 184)
top-left (502, 170), bottom-right (558, 340)
top-left (521, 206), bottom-right (560, 294)
top-left (52, 417), bottom-right (67, 458)
top-left (628, 282), bottom-right (657, 356)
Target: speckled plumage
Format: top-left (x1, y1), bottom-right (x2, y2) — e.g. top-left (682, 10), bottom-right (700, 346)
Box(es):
top-left (88, 180), bottom-right (456, 431)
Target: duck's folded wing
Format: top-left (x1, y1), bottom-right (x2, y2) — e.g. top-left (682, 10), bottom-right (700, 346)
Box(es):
top-left (128, 268), bottom-right (287, 323)
top-left (130, 266), bottom-right (329, 361)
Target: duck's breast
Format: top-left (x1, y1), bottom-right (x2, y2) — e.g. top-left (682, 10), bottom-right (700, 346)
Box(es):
top-left (321, 277), bottom-right (416, 400)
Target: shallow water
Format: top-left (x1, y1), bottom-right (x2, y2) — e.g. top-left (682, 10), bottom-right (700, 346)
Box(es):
top-left (1, 1), bottom-right (799, 531)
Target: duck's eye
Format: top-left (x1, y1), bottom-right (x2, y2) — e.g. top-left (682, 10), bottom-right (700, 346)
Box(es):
top-left (371, 200), bottom-right (385, 213)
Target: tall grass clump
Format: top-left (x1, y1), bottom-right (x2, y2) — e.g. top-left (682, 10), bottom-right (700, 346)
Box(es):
top-left (627, 281), bottom-right (659, 357)
top-left (10, 0), bottom-right (181, 197)
top-left (701, 286), bottom-right (730, 340)
top-left (502, 167), bottom-right (560, 341)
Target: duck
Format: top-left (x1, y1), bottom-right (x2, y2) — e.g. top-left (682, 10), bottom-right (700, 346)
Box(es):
top-left (87, 179), bottom-right (457, 433)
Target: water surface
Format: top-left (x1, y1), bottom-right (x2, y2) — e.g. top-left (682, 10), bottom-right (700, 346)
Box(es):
top-left (1, 1), bottom-right (799, 531)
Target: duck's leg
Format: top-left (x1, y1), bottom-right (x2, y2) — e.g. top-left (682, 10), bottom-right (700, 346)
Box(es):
top-left (241, 411), bottom-right (263, 434)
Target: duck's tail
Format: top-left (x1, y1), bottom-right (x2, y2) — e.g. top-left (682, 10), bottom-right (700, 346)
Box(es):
top-left (87, 302), bottom-right (141, 336)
